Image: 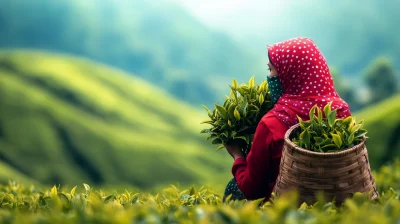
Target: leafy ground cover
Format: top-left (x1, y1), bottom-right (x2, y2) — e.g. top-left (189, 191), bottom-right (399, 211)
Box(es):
top-left (0, 159), bottom-right (399, 224)
top-left (0, 50), bottom-right (232, 189)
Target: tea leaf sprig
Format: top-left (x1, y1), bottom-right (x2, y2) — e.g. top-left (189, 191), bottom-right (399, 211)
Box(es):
top-left (200, 76), bottom-right (274, 156)
top-left (292, 102), bottom-right (368, 153)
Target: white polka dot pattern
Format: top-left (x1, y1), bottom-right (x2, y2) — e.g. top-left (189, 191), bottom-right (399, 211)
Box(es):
top-left (266, 75), bottom-right (283, 104)
top-left (267, 37), bottom-right (351, 127)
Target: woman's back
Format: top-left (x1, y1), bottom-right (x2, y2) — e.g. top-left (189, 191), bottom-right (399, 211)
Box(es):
top-left (230, 111), bottom-right (288, 200)
top-left (260, 111), bottom-right (289, 196)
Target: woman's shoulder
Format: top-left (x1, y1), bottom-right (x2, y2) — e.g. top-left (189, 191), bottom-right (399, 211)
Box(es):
top-left (259, 111), bottom-right (289, 140)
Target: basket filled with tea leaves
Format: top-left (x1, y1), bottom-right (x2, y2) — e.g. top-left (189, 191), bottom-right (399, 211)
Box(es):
top-left (273, 102), bottom-right (379, 205)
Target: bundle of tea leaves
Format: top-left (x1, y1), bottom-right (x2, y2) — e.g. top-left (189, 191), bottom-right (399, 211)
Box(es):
top-left (201, 77), bottom-right (274, 156)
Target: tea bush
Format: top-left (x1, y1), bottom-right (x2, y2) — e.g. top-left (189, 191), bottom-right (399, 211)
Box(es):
top-left (0, 160), bottom-right (400, 223)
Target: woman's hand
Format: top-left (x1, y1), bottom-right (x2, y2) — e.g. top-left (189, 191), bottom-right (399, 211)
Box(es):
top-left (224, 144), bottom-right (245, 160)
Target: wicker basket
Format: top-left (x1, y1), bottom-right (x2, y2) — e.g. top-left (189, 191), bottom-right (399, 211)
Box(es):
top-left (273, 123), bottom-right (379, 205)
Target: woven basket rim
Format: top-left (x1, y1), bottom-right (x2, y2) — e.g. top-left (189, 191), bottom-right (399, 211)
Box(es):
top-left (284, 123), bottom-right (367, 157)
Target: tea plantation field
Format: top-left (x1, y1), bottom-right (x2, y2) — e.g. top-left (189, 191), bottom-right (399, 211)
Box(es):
top-left (1, 50), bottom-right (399, 223)
top-left (355, 94), bottom-right (400, 169)
top-left (0, 50), bottom-right (233, 189)
top-left (0, 159), bottom-right (398, 223)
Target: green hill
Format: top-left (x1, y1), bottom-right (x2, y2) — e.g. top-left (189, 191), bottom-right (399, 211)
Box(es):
top-left (355, 94), bottom-right (400, 169)
top-left (0, 50), bottom-right (233, 189)
top-left (0, 161), bottom-right (40, 186)
top-left (0, 0), bottom-right (260, 107)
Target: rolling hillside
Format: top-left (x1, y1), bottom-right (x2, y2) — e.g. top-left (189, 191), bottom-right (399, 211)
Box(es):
top-left (355, 94), bottom-right (400, 169)
top-left (0, 50), bottom-right (233, 188)
top-left (0, 0), bottom-right (261, 107)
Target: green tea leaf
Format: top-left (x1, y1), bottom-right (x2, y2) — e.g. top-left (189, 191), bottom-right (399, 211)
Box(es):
top-left (202, 105), bottom-right (212, 118)
top-left (257, 85), bottom-right (263, 94)
top-left (303, 121), bottom-right (312, 129)
top-left (238, 101), bottom-right (248, 116)
top-left (354, 129), bottom-right (368, 138)
top-left (258, 94), bottom-right (264, 104)
top-left (223, 99), bottom-right (229, 107)
top-left (228, 103), bottom-right (236, 119)
top-left (104, 195), bottom-right (116, 203)
top-left (83, 183), bottom-right (91, 192)
top-left (200, 120), bottom-right (213, 125)
top-left (234, 108), bottom-right (241, 120)
top-left (240, 85), bottom-right (250, 91)
top-left (200, 129), bottom-right (211, 134)
top-left (51, 186), bottom-right (58, 197)
top-left (348, 133), bottom-right (355, 146)
top-left (214, 120), bottom-right (225, 126)
top-left (70, 186), bottom-right (77, 196)
top-left (331, 133), bottom-right (343, 148)
top-left (350, 124), bottom-right (362, 134)
top-left (347, 118), bottom-right (356, 132)
top-left (321, 144), bottom-right (338, 151)
top-left (309, 105), bottom-right (317, 121)
top-left (232, 79), bottom-right (238, 89)
top-left (206, 134), bottom-right (217, 141)
top-left (212, 138), bottom-right (223, 144)
top-left (231, 131), bottom-right (237, 137)
top-left (245, 135), bottom-right (251, 144)
top-left (327, 110), bottom-right (337, 128)
top-left (314, 137), bottom-right (324, 144)
top-left (230, 89), bottom-right (235, 98)
top-left (221, 124), bottom-right (230, 130)
top-left (335, 119), bottom-right (343, 128)
top-left (297, 115), bottom-right (303, 124)
top-left (216, 104), bottom-right (227, 119)
top-left (189, 186), bottom-right (196, 195)
top-left (249, 76), bottom-right (255, 88)
top-left (233, 136), bottom-right (247, 142)
top-left (317, 106), bottom-right (323, 123)
top-left (236, 87), bottom-right (245, 96)
top-left (323, 101), bottom-right (332, 118)
top-left (248, 104), bottom-right (260, 111)
top-left (300, 129), bottom-right (311, 149)
top-left (216, 145), bottom-right (225, 151)
top-left (342, 116), bottom-right (353, 127)
top-left (220, 131), bottom-right (228, 138)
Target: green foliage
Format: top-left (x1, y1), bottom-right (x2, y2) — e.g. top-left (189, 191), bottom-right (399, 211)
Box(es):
top-left (374, 159), bottom-right (400, 192)
top-left (201, 77), bottom-right (273, 156)
top-left (331, 67), bottom-right (363, 111)
top-left (1, 160), bottom-right (400, 224)
top-left (292, 102), bottom-right (368, 152)
top-left (355, 94), bottom-right (400, 169)
top-left (364, 57), bottom-right (398, 104)
top-left (0, 0), bottom-right (261, 106)
top-left (0, 50), bottom-right (233, 188)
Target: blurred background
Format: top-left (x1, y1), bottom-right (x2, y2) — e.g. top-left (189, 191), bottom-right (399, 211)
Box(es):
top-left (0, 0), bottom-right (399, 190)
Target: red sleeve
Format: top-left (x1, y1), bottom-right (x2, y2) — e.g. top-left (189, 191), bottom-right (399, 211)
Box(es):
top-left (231, 121), bottom-right (274, 200)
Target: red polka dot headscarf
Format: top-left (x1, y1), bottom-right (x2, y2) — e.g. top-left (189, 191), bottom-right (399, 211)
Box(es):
top-left (267, 37), bottom-right (351, 127)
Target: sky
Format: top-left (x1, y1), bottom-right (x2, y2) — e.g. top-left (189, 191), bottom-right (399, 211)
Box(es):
top-left (172, 0), bottom-right (306, 44)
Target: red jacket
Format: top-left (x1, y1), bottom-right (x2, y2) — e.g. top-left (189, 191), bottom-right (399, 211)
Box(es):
top-left (232, 111), bottom-right (289, 200)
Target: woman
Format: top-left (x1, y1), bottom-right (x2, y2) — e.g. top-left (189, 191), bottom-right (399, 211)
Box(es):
top-left (223, 37), bottom-right (351, 201)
